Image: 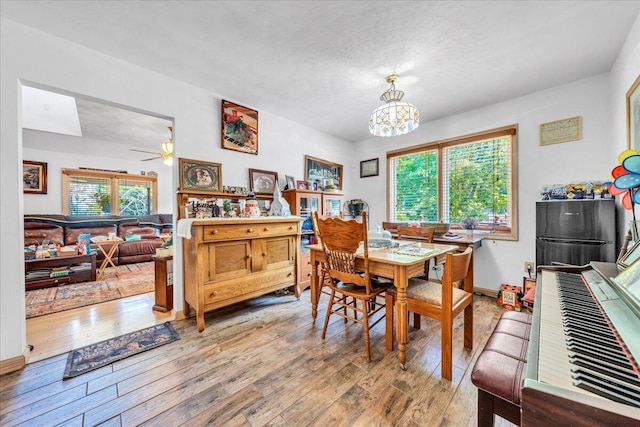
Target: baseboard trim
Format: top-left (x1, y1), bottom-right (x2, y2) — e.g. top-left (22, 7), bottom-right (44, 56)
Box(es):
top-left (0, 346), bottom-right (31, 375)
top-left (473, 287), bottom-right (498, 299)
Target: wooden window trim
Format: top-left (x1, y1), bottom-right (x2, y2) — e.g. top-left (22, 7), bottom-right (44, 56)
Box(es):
top-left (62, 168), bottom-right (158, 216)
top-left (387, 125), bottom-right (518, 241)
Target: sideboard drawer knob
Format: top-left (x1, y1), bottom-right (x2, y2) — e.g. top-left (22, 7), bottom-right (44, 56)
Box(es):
top-left (264, 227), bottom-right (269, 231)
top-left (247, 228), bottom-right (254, 233)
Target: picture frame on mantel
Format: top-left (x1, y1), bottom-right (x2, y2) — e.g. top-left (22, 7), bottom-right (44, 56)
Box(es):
top-left (249, 168), bottom-right (279, 195)
top-left (626, 74), bottom-right (640, 150)
top-left (178, 157), bottom-right (222, 193)
top-left (305, 155), bottom-right (343, 190)
top-left (221, 99), bottom-right (258, 155)
top-left (23, 160), bottom-right (47, 194)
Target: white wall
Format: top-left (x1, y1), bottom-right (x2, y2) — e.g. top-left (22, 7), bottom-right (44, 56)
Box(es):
top-left (0, 18), bottom-right (351, 362)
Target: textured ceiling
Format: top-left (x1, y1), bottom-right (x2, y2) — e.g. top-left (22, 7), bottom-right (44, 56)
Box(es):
top-left (3, 1), bottom-right (639, 143)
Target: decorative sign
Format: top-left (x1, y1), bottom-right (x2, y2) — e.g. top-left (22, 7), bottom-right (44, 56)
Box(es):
top-left (539, 116), bottom-right (582, 146)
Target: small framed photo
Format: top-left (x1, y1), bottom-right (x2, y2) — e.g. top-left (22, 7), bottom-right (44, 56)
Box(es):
top-left (221, 99), bottom-right (258, 155)
top-left (619, 239), bottom-right (640, 270)
top-left (296, 180), bottom-right (309, 190)
top-left (285, 175), bottom-right (296, 190)
top-left (249, 169), bottom-right (279, 195)
top-left (360, 158), bottom-right (379, 178)
top-left (178, 158), bottom-right (222, 193)
top-left (23, 160), bottom-right (47, 194)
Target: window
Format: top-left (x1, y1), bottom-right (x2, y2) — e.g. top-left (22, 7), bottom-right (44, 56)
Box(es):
top-left (62, 168), bottom-right (158, 216)
top-left (388, 125), bottom-right (518, 240)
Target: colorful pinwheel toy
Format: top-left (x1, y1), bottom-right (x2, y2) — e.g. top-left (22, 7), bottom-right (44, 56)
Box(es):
top-left (610, 149), bottom-right (640, 212)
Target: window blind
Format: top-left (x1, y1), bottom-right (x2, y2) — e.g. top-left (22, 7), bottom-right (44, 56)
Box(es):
top-left (69, 176), bottom-right (112, 215)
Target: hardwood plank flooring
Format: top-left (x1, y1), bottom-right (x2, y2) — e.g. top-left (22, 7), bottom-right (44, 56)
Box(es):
top-left (26, 292), bottom-right (173, 363)
top-left (3, 291), bottom-right (517, 426)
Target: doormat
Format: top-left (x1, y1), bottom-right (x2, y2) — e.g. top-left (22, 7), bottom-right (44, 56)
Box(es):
top-left (63, 322), bottom-right (180, 379)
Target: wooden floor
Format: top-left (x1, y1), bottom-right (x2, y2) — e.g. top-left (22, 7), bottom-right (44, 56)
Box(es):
top-left (3, 291), bottom-right (517, 427)
top-left (26, 292), bottom-right (174, 363)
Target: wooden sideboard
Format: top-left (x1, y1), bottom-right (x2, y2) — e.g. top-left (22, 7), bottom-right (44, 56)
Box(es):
top-left (180, 217), bottom-right (303, 331)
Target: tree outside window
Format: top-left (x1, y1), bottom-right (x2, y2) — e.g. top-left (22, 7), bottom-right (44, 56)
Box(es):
top-left (388, 125), bottom-right (517, 240)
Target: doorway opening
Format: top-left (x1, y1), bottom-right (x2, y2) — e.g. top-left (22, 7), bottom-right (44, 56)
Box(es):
top-left (21, 83), bottom-right (176, 362)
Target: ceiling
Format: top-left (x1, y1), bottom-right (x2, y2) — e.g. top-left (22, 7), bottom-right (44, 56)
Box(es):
top-left (3, 1), bottom-right (639, 143)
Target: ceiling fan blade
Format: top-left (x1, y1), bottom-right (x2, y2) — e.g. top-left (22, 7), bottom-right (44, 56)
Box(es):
top-left (130, 148), bottom-right (161, 155)
top-left (141, 156), bottom-right (160, 161)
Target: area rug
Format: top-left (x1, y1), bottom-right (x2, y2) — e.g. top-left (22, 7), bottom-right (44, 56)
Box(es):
top-left (25, 262), bottom-right (155, 318)
top-left (63, 322), bottom-right (180, 379)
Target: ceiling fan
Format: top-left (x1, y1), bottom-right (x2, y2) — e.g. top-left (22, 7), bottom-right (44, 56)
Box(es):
top-left (131, 126), bottom-right (174, 165)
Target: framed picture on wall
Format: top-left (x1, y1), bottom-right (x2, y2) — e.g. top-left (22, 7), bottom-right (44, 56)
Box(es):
top-left (23, 160), bottom-right (47, 194)
top-left (304, 155), bottom-right (343, 190)
top-left (178, 158), bottom-right (222, 193)
top-left (626, 74), bottom-right (640, 150)
top-left (360, 158), bottom-right (379, 178)
top-left (221, 100), bottom-right (258, 155)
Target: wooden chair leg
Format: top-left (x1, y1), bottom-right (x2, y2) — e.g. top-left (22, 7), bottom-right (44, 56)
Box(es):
top-left (321, 289), bottom-right (335, 339)
top-left (441, 314), bottom-right (453, 380)
top-left (464, 303), bottom-right (473, 349)
top-left (413, 312), bottom-right (421, 328)
top-left (362, 300), bottom-right (371, 363)
top-left (385, 293), bottom-right (395, 351)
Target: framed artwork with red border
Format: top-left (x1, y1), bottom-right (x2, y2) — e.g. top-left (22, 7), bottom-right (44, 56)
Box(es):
top-left (23, 160), bottom-right (47, 194)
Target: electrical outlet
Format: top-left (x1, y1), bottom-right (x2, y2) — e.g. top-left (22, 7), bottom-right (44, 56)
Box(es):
top-left (524, 261), bottom-right (534, 274)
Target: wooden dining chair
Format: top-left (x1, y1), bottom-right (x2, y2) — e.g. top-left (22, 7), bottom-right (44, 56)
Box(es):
top-left (396, 226), bottom-right (436, 279)
top-left (311, 211), bottom-right (343, 307)
top-left (314, 211), bottom-right (390, 362)
top-left (384, 246), bottom-right (473, 380)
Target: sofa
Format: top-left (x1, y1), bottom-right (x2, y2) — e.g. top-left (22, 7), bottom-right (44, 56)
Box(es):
top-left (24, 214), bottom-right (173, 265)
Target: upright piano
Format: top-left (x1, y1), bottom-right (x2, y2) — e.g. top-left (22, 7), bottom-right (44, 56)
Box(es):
top-left (523, 262), bottom-right (640, 425)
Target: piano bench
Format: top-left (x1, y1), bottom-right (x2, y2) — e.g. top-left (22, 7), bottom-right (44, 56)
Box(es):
top-left (471, 311), bottom-right (532, 427)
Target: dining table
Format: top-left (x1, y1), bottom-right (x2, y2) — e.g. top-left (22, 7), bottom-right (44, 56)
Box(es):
top-left (307, 241), bottom-right (466, 368)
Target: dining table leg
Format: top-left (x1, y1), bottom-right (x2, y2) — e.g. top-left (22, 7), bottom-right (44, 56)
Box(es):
top-left (310, 251), bottom-right (319, 319)
top-left (394, 265), bottom-right (409, 369)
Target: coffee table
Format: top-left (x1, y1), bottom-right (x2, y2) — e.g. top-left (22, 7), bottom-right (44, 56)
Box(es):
top-left (25, 253), bottom-right (97, 290)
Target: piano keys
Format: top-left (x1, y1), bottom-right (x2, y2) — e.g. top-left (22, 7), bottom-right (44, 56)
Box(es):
top-left (522, 262), bottom-right (640, 426)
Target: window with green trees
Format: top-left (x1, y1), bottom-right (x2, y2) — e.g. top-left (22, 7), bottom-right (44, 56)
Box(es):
top-left (388, 125), bottom-right (518, 240)
top-left (62, 168), bottom-right (157, 216)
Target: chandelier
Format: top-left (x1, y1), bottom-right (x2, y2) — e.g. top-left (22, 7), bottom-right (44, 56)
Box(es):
top-left (369, 74), bottom-right (419, 137)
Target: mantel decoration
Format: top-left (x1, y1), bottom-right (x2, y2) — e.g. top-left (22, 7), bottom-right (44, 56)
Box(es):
top-left (369, 74), bottom-right (419, 137)
top-left (23, 160), bottom-right (47, 194)
top-left (249, 168), bottom-right (278, 195)
top-left (221, 100), bottom-right (258, 155)
top-left (178, 158), bottom-right (222, 193)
